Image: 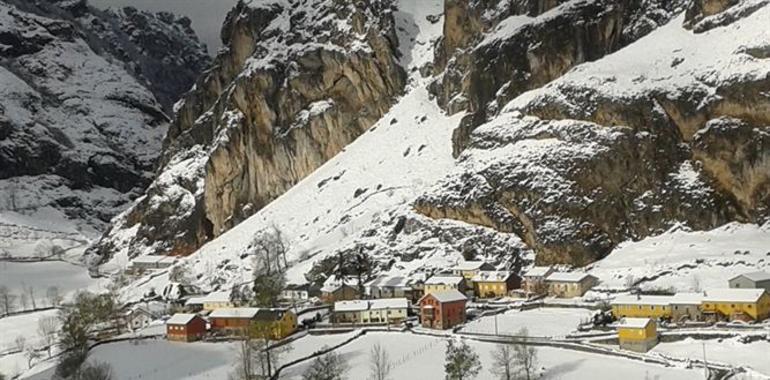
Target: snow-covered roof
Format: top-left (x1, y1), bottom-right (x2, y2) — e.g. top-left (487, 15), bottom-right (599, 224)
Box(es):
top-left (365, 275), bottom-right (411, 289)
top-left (472, 271), bottom-right (514, 283)
top-left (132, 255), bottom-right (162, 264)
top-left (201, 291), bottom-right (231, 303)
top-left (321, 276), bottom-right (358, 293)
top-left (185, 296), bottom-right (207, 306)
top-left (545, 272), bottom-right (595, 283)
top-left (611, 294), bottom-right (673, 306)
top-left (166, 313), bottom-right (199, 325)
top-left (523, 266), bottom-right (552, 278)
top-left (334, 298), bottom-right (409, 312)
top-left (730, 271), bottom-right (770, 283)
top-left (425, 275), bottom-right (465, 285)
top-left (452, 261), bottom-right (490, 271)
top-left (209, 308), bottom-right (260, 319)
top-left (703, 288), bottom-right (767, 303)
top-left (615, 318), bottom-right (654, 329)
top-left (670, 292), bottom-right (704, 305)
top-left (421, 289), bottom-right (467, 303)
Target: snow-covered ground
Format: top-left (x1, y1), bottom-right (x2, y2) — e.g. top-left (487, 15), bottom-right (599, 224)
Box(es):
top-left (280, 331), bottom-right (701, 379)
top-left (0, 309), bottom-right (59, 354)
top-left (588, 223), bottom-right (770, 291)
top-left (653, 337), bottom-right (770, 378)
top-left (460, 308), bottom-right (595, 338)
top-left (0, 261), bottom-right (104, 304)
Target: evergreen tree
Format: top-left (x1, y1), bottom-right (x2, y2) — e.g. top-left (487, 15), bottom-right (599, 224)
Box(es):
top-left (444, 339), bottom-right (481, 380)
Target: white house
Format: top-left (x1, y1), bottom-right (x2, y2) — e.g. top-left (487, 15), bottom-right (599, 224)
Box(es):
top-left (333, 298), bottom-right (409, 324)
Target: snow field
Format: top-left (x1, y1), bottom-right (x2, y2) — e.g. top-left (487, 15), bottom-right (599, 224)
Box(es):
top-left (460, 308), bottom-right (596, 338)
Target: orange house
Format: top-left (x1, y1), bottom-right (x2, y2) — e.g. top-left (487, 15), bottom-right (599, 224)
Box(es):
top-left (419, 290), bottom-right (467, 330)
top-left (209, 308), bottom-right (260, 334)
top-left (166, 314), bottom-right (207, 342)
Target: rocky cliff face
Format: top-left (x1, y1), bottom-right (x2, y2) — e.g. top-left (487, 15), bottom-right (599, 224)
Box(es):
top-left (416, 0), bottom-right (770, 265)
top-left (87, 0), bottom-right (406, 262)
top-left (0, 0), bottom-right (207, 235)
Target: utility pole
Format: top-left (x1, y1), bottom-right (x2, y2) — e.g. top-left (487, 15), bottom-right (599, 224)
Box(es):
top-left (702, 341), bottom-right (708, 380)
top-left (494, 312), bottom-right (499, 336)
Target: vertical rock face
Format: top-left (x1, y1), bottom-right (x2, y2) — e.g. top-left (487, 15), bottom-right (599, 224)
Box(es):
top-left (0, 0), bottom-right (207, 234)
top-left (415, 0), bottom-right (770, 265)
top-left (88, 0), bottom-right (406, 262)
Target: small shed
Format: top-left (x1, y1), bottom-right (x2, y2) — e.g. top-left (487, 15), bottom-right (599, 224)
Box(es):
top-left (166, 313), bottom-right (207, 342)
top-left (729, 271), bottom-right (770, 292)
top-left (615, 317), bottom-right (658, 353)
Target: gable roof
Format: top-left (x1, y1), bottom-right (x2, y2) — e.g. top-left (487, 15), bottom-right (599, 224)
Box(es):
top-left (615, 317), bottom-right (654, 329)
top-left (166, 313), bottom-right (200, 325)
top-left (334, 298), bottom-right (409, 312)
top-left (523, 266), bottom-right (553, 278)
top-left (209, 308), bottom-right (260, 319)
top-left (425, 275), bottom-right (465, 286)
top-left (365, 275), bottom-right (411, 289)
top-left (670, 292), bottom-right (704, 304)
top-left (730, 271), bottom-right (770, 283)
top-left (201, 291), bottom-right (231, 303)
top-left (546, 272), bottom-right (596, 283)
top-left (254, 308), bottom-right (289, 322)
top-left (472, 271), bottom-right (515, 283)
top-left (703, 288), bottom-right (767, 303)
top-left (610, 294), bottom-right (673, 306)
top-left (452, 261), bottom-right (492, 271)
top-left (419, 289), bottom-right (467, 304)
top-left (321, 276), bottom-right (359, 293)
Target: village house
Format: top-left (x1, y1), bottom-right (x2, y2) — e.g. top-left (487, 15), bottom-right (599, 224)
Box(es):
top-left (450, 261), bottom-right (495, 285)
top-left (184, 296), bottom-right (207, 312)
top-left (670, 292), bottom-right (704, 322)
top-left (124, 303), bottom-right (165, 331)
top-left (365, 275), bottom-right (413, 299)
top-left (610, 295), bottom-right (673, 320)
top-left (615, 318), bottom-right (658, 353)
top-left (166, 313), bottom-right (207, 342)
top-left (201, 291), bottom-right (234, 311)
top-left (521, 266), bottom-right (554, 294)
top-left (701, 288), bottom-right (770, 322)
top-left (321, 276), bottom-right (360, 303)
top-left (129, 255), bottom-right (178, 272)
top-left (472, 271), bottom-right (521, 298)
top-left (333, 298), bottom-right (409, 325)
top-left (253, 308), bottom-right (298, 340)
top-left (418, 290), bottom-right (467, 330)
top-left (424, 275), bottom-right (467, 295)
top-left (545, 272), bottom-right (598, 298)
top-left (729, 271), bottom-right (770, 292)
top-left (209, 308), bottom-right (260, 334)
top-left (280, 284), bottom-right (310, 302)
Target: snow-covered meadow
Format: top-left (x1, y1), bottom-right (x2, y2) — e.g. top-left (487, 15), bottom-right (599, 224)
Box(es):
top-left (460, 308), bottom-right (595, 338)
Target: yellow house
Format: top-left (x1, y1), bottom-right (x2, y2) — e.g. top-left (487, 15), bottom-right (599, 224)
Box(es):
top-left (424, 275), bottom-right (467, 295)
top-left (610, 295), bottom-right (673, 319)
top-left (253, 308), bottom-right (298, 340)
top-left (451, 261), bottom-right (495, 283)
top-left (472, 271), bottom-right (520, 298)
top-left (201, 291), bottom-right (234, 311)
top-left (701, 288), bottom-right (770, 322)
top-left (616, 318), bottom-right (658, 352)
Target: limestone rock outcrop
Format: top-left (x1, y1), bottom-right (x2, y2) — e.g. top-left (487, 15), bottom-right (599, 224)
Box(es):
top-left (88, 0), bottom-right (406, 261)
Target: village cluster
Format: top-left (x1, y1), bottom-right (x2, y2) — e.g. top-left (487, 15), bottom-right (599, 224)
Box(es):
top-left (149, 260), bottom-right (770, 356)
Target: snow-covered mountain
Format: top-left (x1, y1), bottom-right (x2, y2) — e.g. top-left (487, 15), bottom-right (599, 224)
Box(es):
top-left (82, 0), bottom-right (769, 299)
top-left (0, 0), bottom-right (208, 256)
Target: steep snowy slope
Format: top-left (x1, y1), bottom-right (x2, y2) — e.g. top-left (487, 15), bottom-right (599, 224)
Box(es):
top-left (0, 0), bottom-right (208, 257)
top-left (102, 0), bottom-right (770, 300)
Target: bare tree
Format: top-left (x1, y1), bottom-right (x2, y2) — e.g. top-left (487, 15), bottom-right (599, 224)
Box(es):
top-left (302, 348), bottom-right (348, 380)
top-left (0, 286), bottom-right (16, 316)
top-left (369, 343), bottom-right (392, 380)
top-left (490, 344), bottom-right (515, 380)
top-left (14, 336), bottom-right (26, 352)
top-left (230, 332), bottom-right (257, 380)
top-left (25, 284), bottom-right (37, 310)
top-left (19, 289), bottom-right (28, 311)
top-left (513, 328), bottom-right (538, 380)
top-left (46, 286), bottom-right (62, 307)
top-left (250, 227), bottom-right (289, 275)
top-left (38, 316), bottom-right (58, 357)
top-left (24, 347), bottom-right (40, 369)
